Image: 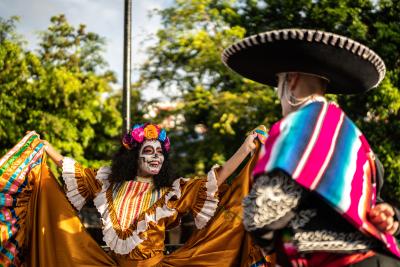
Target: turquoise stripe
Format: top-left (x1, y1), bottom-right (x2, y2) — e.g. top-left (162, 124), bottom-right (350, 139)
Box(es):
top-left (317, 117), bottom-right (358, 206)
top-left (2, 143), bottom-right (43, 193)
top-left (30, 158), bottom-right (42, 170)
top-left (0, 135), bottom-right (38, 176)
top-left (0, 248), bottom-right (15, 263)
top-left (0, 238), bottom-right (20, 263)
top-left (271, 102), bottom-right (324, 173)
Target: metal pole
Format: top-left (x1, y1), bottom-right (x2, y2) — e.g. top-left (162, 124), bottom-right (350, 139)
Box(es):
top-left (122, 0), bottom-right (132, 133)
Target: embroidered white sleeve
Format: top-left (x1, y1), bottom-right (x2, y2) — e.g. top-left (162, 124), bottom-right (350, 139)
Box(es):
top-left (194, 164), bottom-right (219, 229)
top-left (243, 172), bottom-right (303, 232)
top-left (61, 157), bottom-right (87, 211)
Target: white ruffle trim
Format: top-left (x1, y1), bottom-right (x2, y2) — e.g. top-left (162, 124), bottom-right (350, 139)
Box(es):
top-left (194, 165), bottom-right (219, 229)
top-left (93, 167), bottom-right (189, 255)
top-left (61, 157), bottom-right (87, 211)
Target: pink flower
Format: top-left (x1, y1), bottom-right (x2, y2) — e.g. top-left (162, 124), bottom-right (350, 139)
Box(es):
top-left (131, 127), bottom-right (144, 143)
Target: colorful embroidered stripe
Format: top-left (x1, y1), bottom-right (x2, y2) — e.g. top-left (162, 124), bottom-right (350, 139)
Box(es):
top-left (250, 257), bottom-right (270, 267)
top-left (0, 134), bottom-right (38, 177)
top-left (121, 182), bottom-right (143, 229)
top-left (253, 101), bottom-right (400, 257)
top-left (0, 237), bottom-right (20, 264)
top-left (0, 132), bottom-right (43, 264)
top-left (0, 131), bottom-right (36, 168)
top-left (113, 181), bottom-right (166, 230)
top-left (3, 143), bottom-right (43, 193)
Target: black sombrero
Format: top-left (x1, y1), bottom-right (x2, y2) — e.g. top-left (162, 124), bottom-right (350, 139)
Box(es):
top-left (222, 29), bottom-right (386, 94)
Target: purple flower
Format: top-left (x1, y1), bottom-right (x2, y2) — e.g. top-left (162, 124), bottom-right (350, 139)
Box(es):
top-left (164, 137), bottom-right (170, 152)
top-left (122, 134), bottom-right (133, 149)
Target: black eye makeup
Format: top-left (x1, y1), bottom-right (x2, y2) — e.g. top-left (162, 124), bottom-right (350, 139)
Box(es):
top-left (142, 146), bottom-right (154, 154)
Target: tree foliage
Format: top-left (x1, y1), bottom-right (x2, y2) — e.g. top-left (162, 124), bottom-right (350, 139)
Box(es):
top-left (139, 0), bottom-right (400, 204)
top-left (0, 15), bottom-right (129, 167)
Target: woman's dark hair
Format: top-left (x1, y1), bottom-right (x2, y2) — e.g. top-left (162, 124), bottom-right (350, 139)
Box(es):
top-left (110, 141), bottom-right (175, 189)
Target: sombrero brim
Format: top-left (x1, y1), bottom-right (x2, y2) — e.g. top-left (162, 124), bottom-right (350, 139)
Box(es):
top-left (222, 29), bottom-right (386, 94)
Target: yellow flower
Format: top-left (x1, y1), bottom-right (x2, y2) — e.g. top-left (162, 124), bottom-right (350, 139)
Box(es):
top-left (144, 125), bottom-right (159, 139)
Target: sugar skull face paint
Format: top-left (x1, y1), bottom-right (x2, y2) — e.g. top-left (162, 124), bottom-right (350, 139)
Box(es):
top-left (138, 140), bottom-right (164, 176)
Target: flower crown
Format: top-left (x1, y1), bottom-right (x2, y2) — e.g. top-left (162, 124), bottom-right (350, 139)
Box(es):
top-left (122, 123), bottom-right (170, 152)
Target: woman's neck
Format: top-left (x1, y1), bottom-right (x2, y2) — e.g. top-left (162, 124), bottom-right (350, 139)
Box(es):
top-left (135, 176), bottom-right (154, 184)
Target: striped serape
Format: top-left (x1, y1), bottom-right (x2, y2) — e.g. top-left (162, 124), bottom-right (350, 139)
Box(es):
top-left (253, 101), bottom-right (400, 257)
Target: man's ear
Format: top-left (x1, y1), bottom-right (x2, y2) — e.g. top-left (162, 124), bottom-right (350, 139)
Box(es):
top-left (288, 73), bottom-right (300, 91)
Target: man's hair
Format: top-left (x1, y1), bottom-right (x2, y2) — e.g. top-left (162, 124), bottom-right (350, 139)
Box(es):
top-left (110, 142), bottom-right (175, 189)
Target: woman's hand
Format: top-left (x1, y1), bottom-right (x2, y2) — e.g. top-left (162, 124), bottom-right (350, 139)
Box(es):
top-left (41, 140), bottom-right (64, 168)
top-left (368, 203), bottom-right (399, 235)
top-left (241, 132), bottom-right (258, 155)
top-left (216, 132), bottom-right (258, 186)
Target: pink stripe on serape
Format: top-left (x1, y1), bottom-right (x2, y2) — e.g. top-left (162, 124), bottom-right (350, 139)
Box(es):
top-left (360, 134), bottom-right (377, 204)
top-left (253, 120), bottom-right (283, 177)
top-left (343, 142), bottom-right (370, 228)
top-left (292, 102), bottom-right (328, 182)
top-left (295, 104), bottom-right (341, 188)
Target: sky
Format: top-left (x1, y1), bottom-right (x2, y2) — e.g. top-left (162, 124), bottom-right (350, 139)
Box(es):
top-left (0, 0), bottom-right (174, 99)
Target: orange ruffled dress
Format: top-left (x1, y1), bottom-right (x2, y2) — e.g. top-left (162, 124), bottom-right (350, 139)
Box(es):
top-left (0, 132), bottom-right (271, 267)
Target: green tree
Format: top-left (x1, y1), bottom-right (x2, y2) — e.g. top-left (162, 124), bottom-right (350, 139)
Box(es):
top-left (0, 15), bottom-right (130, 168)
top-left (139, 0), bottom-right (400, 204)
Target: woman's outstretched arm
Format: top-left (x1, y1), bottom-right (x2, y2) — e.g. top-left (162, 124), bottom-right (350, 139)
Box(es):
top-left (42, 140), bottom-right (64, 168)
top-left (216, 133), bottom-right (257, 186)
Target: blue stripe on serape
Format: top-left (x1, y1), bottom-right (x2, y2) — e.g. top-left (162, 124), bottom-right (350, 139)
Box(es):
top-left (2, 143), bottom-right (43, 193)
top-left (272, 102), bottom-right (325, 174)
top-left (316, 116), bottom-right (358, 207)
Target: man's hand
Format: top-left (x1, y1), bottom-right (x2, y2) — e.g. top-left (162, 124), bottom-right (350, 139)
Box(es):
top-left (368, 203), bottom-right (399, 235)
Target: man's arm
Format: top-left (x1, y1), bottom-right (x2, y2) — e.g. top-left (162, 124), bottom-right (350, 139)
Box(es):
top-left (242, 171), bottom-right (304, 251)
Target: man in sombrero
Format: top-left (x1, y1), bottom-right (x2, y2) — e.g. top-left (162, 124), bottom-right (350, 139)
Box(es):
top-left (222, 29), bottom-right (400, 266)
